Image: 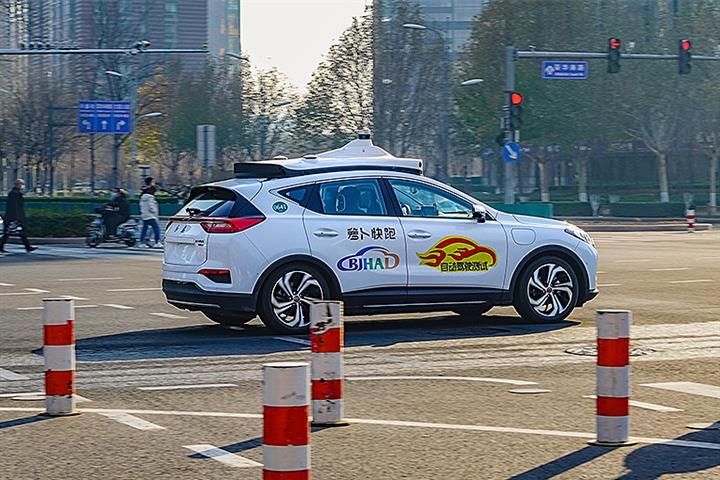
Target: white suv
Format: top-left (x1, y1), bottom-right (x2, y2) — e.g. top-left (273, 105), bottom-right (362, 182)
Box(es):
top-left (162, 134), bottom-right (598, 334)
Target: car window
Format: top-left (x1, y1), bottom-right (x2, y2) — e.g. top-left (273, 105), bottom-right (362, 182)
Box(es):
top-left (316, 179), bottom-right (387, 216)
top-left (280, 185), bottom-right (309, 205)
top-left (388, 179), bottom-right (472, 219)
top-left (178, 188), bottom-right (237, 218)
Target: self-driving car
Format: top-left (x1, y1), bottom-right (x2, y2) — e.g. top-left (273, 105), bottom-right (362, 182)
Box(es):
top-left (162, 133), bottom-right (598, 334)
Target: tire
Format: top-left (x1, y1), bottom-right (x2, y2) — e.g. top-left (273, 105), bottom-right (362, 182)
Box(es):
top-left (124, 237), bottom-right (136, 247)
top-left (513, 256), bottom-right (579, 323)
top-left (452, 304), bottom-right (494, 317)
top-left (257, 263), bottom-right (331, 335)
top-left (203, 311), bottom-right (255, 327)
top-left (86, 234), bottom-right (100, 248)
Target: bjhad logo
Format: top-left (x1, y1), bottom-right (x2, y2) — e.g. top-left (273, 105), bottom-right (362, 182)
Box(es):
top-left (338, 246), bottom-right (400, 272)
top-left (417, 236), bottom-right (497, 272)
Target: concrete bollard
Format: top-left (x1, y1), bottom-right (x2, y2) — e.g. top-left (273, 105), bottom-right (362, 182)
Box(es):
top-left (590, 309), bottom-right (635, 447)
top-left (687, 208), bottom-right (696, 233)
top-left (43, 298), bottom-right (77, 416)
top-left (263, 362), bottom-right (310, 480)
top-left (310, 301), bottom-right (348, 427)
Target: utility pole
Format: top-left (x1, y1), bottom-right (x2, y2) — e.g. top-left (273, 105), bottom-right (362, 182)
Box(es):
top-left (503, 46), bottom-right (516, 205)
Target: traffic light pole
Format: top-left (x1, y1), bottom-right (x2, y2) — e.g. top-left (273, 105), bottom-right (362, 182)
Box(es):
top-left (502, 44), bottom-right (720, 205)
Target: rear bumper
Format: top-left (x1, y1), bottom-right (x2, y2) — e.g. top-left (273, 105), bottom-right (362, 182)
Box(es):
top-left (162, 280), bottom-right (256, 313)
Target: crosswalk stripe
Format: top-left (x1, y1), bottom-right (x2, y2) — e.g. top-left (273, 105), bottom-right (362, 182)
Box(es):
top-left (100, 412), bottom-right (166, 430)
top-left (183, 444), bottom-right (262, 468)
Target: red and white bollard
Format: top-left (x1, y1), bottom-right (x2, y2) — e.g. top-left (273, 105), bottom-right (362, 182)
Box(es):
top-left (687, 208), bottom-right (696, 233)
top-left (43, 298), bottom-right (76, 416)
top-left (310, 301), bottom-right (347, 427)
top-left (591, 309), bottom-right (634, 447)
top-left (263, 362), bottom-right (310, 480)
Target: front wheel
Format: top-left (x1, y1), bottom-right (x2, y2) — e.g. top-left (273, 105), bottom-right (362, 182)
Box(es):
top-left (258, 263), bottom-right (331, 334)
top-left (514, 256), bottom-right (579, 323)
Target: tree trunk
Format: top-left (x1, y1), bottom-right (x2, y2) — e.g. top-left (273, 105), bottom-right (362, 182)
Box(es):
top-left (710, 150), bottom-right (718, 214)
top-left (578, 155), bottom-right (589, 203)
top-left (538, 160), bottom-right (550, 203)
top-left (656, 151), bottom-right (670, 203)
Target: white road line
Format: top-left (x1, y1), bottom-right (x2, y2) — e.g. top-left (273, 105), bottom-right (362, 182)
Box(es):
top-left (615, 259), bottom-right (650, 263)
top-left (347, 376), bottom-right (538, 386)
top-left (149, 312), bottom-right (187, 319)
top-left (58, 295), bottom-right (89, 301)
top-left (668, 279), bottom-right (713, 284)
top-left (0, 282), bottom-right (15, 286)
top-left (102, 304), bottom-right (136, 310)
top-left (0, 391), bottom-right (43, 398)
top-left (642, 382), bottom-right (720, 399)
top-left (597, 283), bottom-right (622, 287)
top-left (107, 287), bottom-right (162, 292)
top-left (0, 288), bottom-right (50, 297)
top-left (0, 368), bottom-right (29, 381)
top-left (649, 267), bottom-right (689, 272)
top-left (596, 271), bottom-right (607, 274)
top-left (138, 383), bottom-right (237, 391)
top-left (56, 277), bottom-right (124, 282)
top-left (76, 305), bottom-right (99, 309)
top-left (183, 444), bottom-right (262, 468)
top-left (272, 336), bottom-right (311, 346)
top-left (583, 395), bottom-right (682, 413)
top-left (99, 412), bottom-right (166, 430)
top-left (16, 307), bottom-right (43, 311)
top-left (0, 406), bottom-right (718, 451)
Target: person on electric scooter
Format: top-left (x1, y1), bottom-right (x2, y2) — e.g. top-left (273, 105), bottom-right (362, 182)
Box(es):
top-left (103, 188), bottom-right (130, 239)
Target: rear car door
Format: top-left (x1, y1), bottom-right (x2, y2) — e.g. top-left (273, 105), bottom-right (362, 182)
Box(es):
top-left (303, 177), bottom-right (407, 293)
top-left (386, 178), bottom-right (508, 290)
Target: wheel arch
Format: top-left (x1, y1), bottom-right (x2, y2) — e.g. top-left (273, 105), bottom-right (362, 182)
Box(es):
top-left (251, 254), bottom-right (342, 309)
top-left (508, 245), bottom-right (589, 305)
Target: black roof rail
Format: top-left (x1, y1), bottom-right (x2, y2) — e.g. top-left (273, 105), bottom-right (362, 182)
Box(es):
top-left (233, 162), bottom-right (422, 179)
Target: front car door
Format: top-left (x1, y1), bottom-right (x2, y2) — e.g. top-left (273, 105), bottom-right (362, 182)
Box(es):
top-left (303, 177), bottom-right (407, 295)
top-left (385, 177), bottom-right (508, 292)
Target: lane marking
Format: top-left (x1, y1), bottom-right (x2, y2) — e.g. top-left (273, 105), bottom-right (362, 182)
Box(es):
top-left (0, 289), bottom-right (50, 297)
top-left (138, 383), bottom-right (237, 391)
top-left (583, 395), bottom-right (682, 412)
top-left (107, 287), bottom-right (162, 292)
top-left (0, 282), bottom-right (15, 286)
top-left (16, 307), bottom-right (43, 311)
top-left (0, 407), bottom-right (719, 451)
top-left (0, 391), bottom-right (90, 402)
top-left (100, 412), bottom-right (166, 430)
top-left (149, 312), bottom-right (188, 319)
top-left (102, 304), bottom-right (136, 310)
top-left (641, 382), bottom-right (720, 399)
top-left (615, 259), bottom-right (650, 263)
top-left (347, 376), bottom-right (537, 386)
top-left (597, 283), bottom-right (622, 287)
top-left (58, 295), bottom-right (89, 301)
top-left (272, 336), bottom-right (311, 346)
top-left (668, 279), bottom-right (713, 284)
top-left (649, 267), bottom-right (689, 272)
top-left (76, 305), bottom-right (98, 309)
top-left (183, 444), bottom-right (262, 468)
top-left (57, 277), bottom-right (124, 282)
top-left (596, 271), bottom-right (607, 274)
top-left (0, 368), bottom-right (29, 381)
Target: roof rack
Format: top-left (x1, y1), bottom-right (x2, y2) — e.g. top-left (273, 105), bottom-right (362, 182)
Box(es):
top-left (233, 131), bottom-right (423, 179)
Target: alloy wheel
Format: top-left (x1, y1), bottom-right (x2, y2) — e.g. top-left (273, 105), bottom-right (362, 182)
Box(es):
top-left (270, 270), bottom-right (323, 328)
top-left (526, 263), bottom-right (574, 318)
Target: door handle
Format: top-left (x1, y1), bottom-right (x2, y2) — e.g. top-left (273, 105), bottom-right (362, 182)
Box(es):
top-left (313, 229), bottom-right (339, 238)
top-left (407, 230), bottom-right (432, 239)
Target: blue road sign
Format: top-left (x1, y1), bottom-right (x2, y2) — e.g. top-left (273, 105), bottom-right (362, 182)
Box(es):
top-left (78, 101), bottom-right (132, 134)
top-left (502, 142), bottom-right (522, 163)
top-left (542, 61), bottom-right (588, 79)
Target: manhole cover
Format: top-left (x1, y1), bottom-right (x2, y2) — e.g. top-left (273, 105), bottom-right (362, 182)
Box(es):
top-left (565, 345), bottom-right (656, 357)
top-left (427, 327), bottom-right (512, 337)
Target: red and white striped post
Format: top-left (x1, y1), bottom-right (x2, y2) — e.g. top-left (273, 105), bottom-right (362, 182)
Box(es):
top-left (43, 298), bottom-right (77, 416)
top-left (263, 362), bottom-right (310, 480)
top-left (590, 309), bottom-right (635, 447)
top-left (687, 207), bottom-right (696, 233)
top-left (310, 301), bottom-right (348, 427)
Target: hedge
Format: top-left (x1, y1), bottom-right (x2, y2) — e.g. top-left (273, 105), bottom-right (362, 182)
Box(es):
top-left (552, 202), bottom-right (594, 217)
top-left (608, 202), bottom-right (686, 218)
top-left (18, 209), bottom-right (95, 237)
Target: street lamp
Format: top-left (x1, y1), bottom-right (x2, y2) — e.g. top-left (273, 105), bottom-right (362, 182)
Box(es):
top-left (403, 22), bottom-right (451, 181)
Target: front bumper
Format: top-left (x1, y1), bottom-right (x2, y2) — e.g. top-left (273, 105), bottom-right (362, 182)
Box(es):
top-left (162, 280), bottom-right (256, 314)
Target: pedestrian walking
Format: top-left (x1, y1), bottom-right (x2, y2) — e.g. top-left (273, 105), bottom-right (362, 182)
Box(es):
top-left (0, 179), bottom-right (37, 254)
top-left (139, 177), bottom-right (161, 248)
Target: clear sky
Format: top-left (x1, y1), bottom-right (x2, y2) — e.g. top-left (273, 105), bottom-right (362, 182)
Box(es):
top-left (241, 0), bottom-right (370, 90)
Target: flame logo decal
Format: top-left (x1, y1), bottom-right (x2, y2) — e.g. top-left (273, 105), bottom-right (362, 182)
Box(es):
top-left (417, 236), bottom-right (497, 272)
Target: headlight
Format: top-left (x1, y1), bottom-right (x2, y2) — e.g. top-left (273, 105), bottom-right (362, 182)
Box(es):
top-left (564, 226), bottom-right (595, 247)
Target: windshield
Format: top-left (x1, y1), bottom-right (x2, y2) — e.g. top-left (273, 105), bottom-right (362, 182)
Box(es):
top-left (176, 188), bottom-right (238, 218)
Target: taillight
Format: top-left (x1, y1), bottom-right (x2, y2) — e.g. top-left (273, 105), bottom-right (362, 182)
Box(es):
top-left (198, 268), bottom-right (232, 284)
top-left (200, 217), bottom-right (265, 233)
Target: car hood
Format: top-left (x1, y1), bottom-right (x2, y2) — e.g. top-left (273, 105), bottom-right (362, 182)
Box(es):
top-left (512, 214), bottom-right (568, 228)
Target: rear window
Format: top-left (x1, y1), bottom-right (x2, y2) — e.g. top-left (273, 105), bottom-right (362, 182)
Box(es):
top-left (176, 188), bottom-right (239, 218)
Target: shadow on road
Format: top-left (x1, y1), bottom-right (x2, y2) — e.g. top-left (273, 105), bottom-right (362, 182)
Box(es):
top-left (61, 313), bottom-right (577, 362)
top-left (0, 415), bottom-right (52, 430)
top-left (508, 425), bottom-right (720, 479)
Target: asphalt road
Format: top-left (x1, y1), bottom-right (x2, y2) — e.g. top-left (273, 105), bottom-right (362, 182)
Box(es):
top-left (1, 232), bottom-right (719, 479)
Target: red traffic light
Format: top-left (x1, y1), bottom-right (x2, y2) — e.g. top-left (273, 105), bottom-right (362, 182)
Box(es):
top-left (609, 38), bottom-right (622, 50)
top-left (681, 39), bottom-right (692, 51)
top-left (511, 92), bottom-right (524, 105)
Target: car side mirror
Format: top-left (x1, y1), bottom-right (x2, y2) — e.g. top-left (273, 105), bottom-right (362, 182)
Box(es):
top-left (472, 205), bottom-right (486, 223)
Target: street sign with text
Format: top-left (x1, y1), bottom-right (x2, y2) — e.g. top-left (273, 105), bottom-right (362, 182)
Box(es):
top-left (542, 61), bottom-right (588, 79)
top-left (78, 101), bottom-right (132, 134)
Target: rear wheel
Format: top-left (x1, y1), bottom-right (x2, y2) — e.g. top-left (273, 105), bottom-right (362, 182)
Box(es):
top-left (514, 256), bottom-right (579, 323)
top-left (203, 311), bottom-right (255, 327)
top-left (258, 263), bottom-right (331, 334)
